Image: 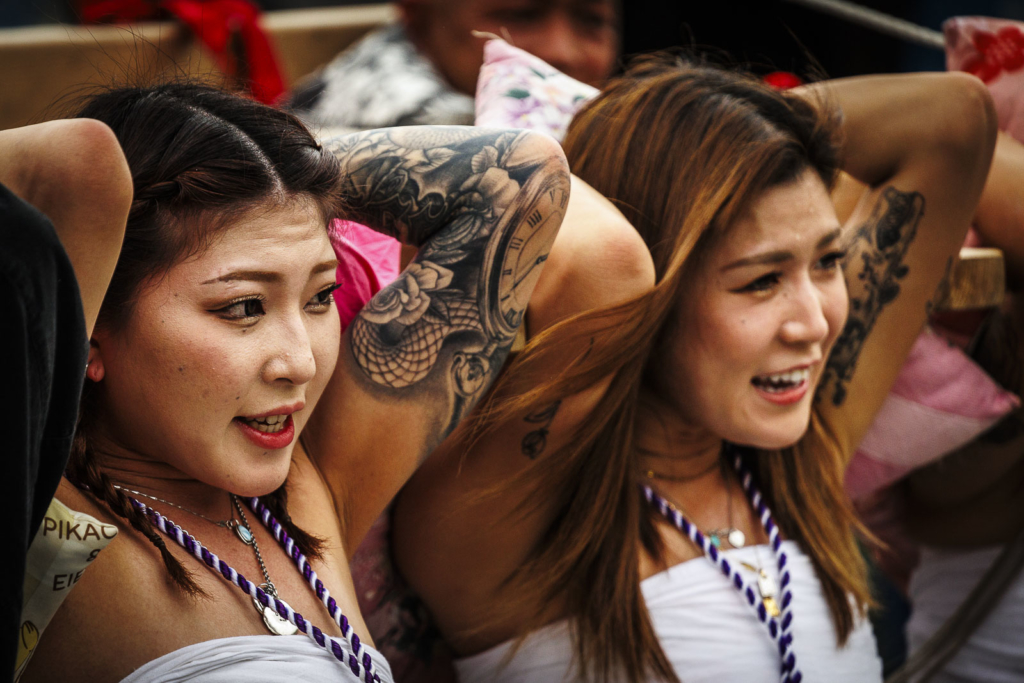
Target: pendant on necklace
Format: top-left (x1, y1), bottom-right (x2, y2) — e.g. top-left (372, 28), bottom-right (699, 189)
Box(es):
top-left (228, 520), bottom-right (255, 545)
top-left (727, 529), bottom-right (746, 548)
top-left (251, 583), bottom-right (298, 636)
top-left (741, 562), bottom-right (781, 618)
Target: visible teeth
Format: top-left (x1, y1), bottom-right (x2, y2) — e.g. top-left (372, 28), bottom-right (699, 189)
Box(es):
top-left (753, 368), bottom-right (810, 391)
top-left (249, 414), bottom-right (285, 425)
top-left (241, 415), bottom-right (288, 433)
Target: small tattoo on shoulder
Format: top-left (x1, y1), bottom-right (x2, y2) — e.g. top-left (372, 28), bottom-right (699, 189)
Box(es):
top-left (521, 400), bottom-right (562, 459)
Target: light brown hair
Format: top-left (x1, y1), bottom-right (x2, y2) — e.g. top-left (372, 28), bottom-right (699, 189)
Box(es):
top-left (475, 55), bottom-right (871, 682)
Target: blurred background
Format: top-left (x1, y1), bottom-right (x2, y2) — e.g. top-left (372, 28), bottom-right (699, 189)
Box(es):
top-left (3, 0), bottom-right (1024, 132)
top-left (5, 0), bottom-right (1024, 74)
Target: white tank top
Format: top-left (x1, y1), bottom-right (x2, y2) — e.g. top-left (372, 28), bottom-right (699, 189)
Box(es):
top-left (454, 541), bottom-right (881, 682)
top-left (119, 634), bottom-right (394, 683)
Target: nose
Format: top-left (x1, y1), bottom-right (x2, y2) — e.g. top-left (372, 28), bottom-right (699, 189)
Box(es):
top-left (262, 313), bottom-right (317, 386)
top-left (779, 276), bottom-right (830, 346)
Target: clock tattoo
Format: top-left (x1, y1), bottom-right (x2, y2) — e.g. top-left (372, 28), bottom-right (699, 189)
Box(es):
top-left (481, 172), bottom-right (570, 341)
top-left (327, 125), bottom-right (570, 441)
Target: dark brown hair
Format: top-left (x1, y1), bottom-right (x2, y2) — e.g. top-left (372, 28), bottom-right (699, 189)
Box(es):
top-left (66, 83), bottom-right (344, 595)
top-left (476, 55), bottom-right (869, 682)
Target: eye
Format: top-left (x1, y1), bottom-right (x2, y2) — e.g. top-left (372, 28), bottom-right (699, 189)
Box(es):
top-left (306, 283), bottom-right (342, 312)
top-left (214, 296), bottom-right (265, 322)
top-left (817, 250), bottom-right (847, 272)
top-left (734, 272), bottom-right (781, 294)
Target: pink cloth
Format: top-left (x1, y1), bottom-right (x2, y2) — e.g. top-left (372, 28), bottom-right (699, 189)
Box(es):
top-left (845, 328), bottom-right (1019, 500)
top-left (946, 17), bottom-right (1024, 139)
top-left (844, 22), bottom-right (1024, 500)
top-left (329, 219), bottom-right (401, 330)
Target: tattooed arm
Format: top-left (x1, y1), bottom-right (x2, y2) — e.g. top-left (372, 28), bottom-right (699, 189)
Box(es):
top-left (804, 73), bottom-right (997, 453)
top-left (834, 131), bottom-right (1024, 291)
top-left (304, 127), bottom-right (569, 550)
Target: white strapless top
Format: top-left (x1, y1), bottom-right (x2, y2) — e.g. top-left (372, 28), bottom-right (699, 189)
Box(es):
top-left (455, 541), bottom-right (881, 682)
top-left (120, 634), bottom-right (394, 683)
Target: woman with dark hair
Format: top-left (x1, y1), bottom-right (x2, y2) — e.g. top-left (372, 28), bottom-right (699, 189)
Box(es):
top-left (20, 83), bottom-right (569, 683)
top-left (391, 58), bottom-right (998, 682)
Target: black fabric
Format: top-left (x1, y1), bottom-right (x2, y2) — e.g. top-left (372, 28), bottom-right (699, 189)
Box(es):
top-left (1, 182), bottom-right (87, 681)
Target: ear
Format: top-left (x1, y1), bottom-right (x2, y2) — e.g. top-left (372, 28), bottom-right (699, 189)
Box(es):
top-left (86, 337), bottom-right (105, 383)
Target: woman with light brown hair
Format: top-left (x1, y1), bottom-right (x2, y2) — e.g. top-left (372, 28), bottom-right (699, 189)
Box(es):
top-left (391, 56), bottom-right (998, 682)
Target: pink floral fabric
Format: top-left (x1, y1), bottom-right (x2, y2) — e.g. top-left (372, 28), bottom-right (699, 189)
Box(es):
top-left (475, 38), bottom-right (599, 142)
top-left (946, 17), bottom-right (1024, 139)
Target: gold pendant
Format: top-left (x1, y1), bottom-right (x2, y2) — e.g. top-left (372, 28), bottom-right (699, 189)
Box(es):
top-left (741, 562), bottom-right (782, 618)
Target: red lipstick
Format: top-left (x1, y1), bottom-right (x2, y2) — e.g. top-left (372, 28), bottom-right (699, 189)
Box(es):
top-left (753, 380), bottom-right (809, 406)
top-left (235, 415), bottom-right (295, 449)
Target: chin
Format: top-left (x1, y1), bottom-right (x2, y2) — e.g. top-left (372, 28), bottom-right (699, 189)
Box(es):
top-left (230, 453), bottom-right (294, 498)
top-left (733, 413), bottom-right (811, 451)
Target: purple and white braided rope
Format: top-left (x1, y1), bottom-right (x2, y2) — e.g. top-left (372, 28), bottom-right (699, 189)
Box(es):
top-left (131, 498), bottom-right (381, 683)
top-left (728, 449), bottom-right (799, 683)
top-left (643, 446), bottom-right (801, 683)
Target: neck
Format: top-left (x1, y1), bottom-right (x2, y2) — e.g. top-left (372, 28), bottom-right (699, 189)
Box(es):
top-left (636, 391), bottom-right (723, 481)
top-left (87, 424), bottom-right (234, 523)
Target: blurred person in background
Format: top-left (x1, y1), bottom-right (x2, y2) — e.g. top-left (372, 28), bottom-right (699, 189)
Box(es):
top-left (289, 0), bottom-right (619, 131)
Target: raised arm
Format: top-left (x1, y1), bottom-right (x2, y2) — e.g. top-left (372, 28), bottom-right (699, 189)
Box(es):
top-left (808, 73), bottom-right (998, 453)
top-left (0, 119), bottom-right (131, 336)
top-left (305, 127), bottom-right (570, 549)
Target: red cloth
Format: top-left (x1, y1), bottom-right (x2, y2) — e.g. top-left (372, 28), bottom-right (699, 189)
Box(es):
top-left (762, 71), bottom-right (804, 90)
top-left (78, 0), bottom-right (285, 104)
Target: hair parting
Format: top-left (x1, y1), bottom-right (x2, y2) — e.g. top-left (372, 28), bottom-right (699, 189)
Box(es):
top-left (66, 82), bottom-right (338, 591)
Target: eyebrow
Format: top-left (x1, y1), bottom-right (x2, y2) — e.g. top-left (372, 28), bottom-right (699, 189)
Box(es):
top-left (202, 259), bottom-right (339, 284)
top-left (721, 227), bottom-right (843, 271)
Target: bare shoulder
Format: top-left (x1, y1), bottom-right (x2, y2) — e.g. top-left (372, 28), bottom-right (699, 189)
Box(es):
top-left (529, 175), bottom-right (654, 332)
top-left (22, 482), bottom-right (192, 683)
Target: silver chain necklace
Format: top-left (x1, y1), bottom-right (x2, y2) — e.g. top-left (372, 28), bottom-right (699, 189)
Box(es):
top-left (112, 485), bottom-right (297, 635)
top-left (646, 462), bottom-right (746, 549)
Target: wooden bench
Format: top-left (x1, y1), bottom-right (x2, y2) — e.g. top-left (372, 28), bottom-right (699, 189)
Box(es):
top-left (934, 247), bottom-right (1006, 312)
top-left (0, 4), bottom-right (396, 131)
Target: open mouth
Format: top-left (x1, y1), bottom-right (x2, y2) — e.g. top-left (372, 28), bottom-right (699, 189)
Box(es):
top-left (751, 367), bottom-right (811, 393)
top-left (237, 414), bottom-right (290, 434)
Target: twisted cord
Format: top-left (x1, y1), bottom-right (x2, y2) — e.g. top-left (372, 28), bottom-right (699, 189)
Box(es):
top-left (643, 449), bottom-right (801, 683)
top-left (245, 497), bottom-right (378, 676)
top-left (731, 450), bottom-right (800, 683)
top-left (131, 498), bottom-right (381, 683)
